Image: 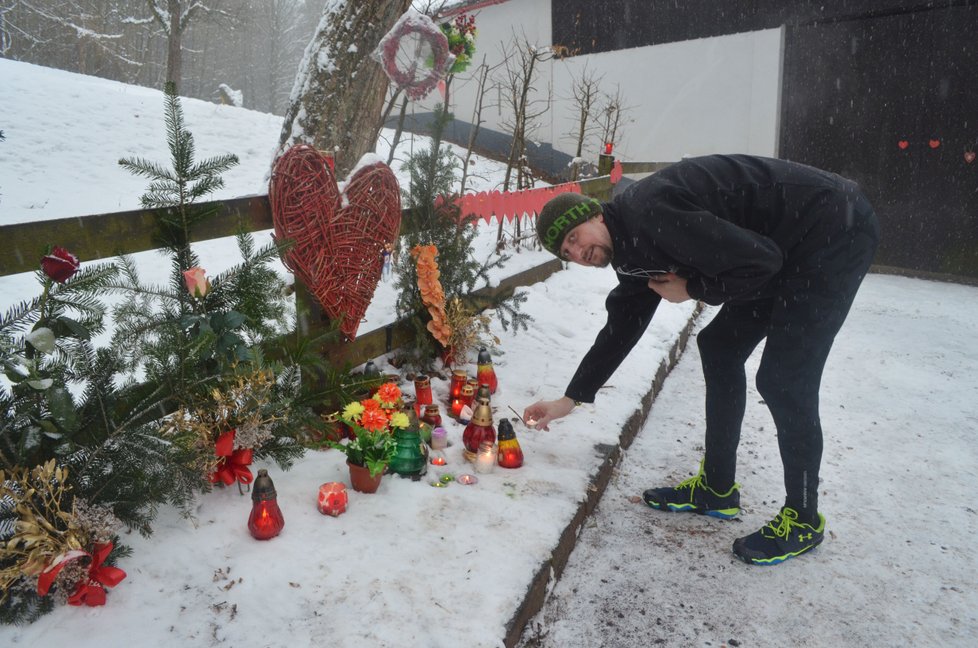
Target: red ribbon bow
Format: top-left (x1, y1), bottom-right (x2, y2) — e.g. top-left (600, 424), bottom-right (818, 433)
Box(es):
top-left (37, 542), bottom-right (127, 607)
top-left (208, 429), bottom-right (254, 486)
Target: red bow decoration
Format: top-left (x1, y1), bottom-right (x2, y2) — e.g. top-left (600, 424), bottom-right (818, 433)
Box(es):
top-left (208, 429), bottom-right (254, 486)
top-left (37, 543), bottom-right (127, 607)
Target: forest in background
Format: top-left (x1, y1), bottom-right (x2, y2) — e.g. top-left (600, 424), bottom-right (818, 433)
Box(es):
top-left (0, 0), bottom-right (328, 115)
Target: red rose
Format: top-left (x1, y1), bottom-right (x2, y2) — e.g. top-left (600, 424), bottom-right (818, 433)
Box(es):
top-left (40, 247), bottom-right (80, 283)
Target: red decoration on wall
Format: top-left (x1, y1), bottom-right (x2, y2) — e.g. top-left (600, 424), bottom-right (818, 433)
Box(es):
top-left (928, 139), bottom-right (941, 149)
top-left (450, 182), bottom-right (584, 225)
top-left (897, 140), bottom-right (909, 150)
top-left (610, 159), bottom-right (624, 185)
top-left (269, 145), bottom-right (401, 340)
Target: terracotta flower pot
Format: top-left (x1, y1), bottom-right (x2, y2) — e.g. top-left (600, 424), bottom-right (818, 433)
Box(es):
top-left (347, 461), bottom-right (384, 494)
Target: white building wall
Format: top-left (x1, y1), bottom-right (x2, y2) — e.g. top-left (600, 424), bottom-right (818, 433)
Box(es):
top-left (424, 0), bottom-right (783, 166)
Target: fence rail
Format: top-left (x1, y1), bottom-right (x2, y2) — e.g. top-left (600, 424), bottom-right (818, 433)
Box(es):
top-left (0, 175), bottom-right (617, 278)
top-left (0, 174), bottom-right (622, 365)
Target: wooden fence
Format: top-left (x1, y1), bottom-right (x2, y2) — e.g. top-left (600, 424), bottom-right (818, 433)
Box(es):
top-left (0, 174), bottom-right (623, 366)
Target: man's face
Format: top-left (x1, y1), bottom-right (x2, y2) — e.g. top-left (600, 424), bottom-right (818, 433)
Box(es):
top-left (559, 215), bottom-right (613, 267)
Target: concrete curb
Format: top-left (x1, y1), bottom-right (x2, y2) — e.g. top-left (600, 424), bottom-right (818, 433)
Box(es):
top-left (503, 302), bottom-right (706, 647)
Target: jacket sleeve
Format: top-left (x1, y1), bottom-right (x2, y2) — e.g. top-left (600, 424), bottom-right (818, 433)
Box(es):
top-left (649, 189), bottom-right (783, 305)
top-left (565, 278), bottom-right (661, 403)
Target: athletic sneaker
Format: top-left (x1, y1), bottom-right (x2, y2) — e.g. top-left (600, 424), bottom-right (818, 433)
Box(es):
top-left (732, 506), bottom-right (825, 566)
top-left (643, 468), bottom-right (740, 519)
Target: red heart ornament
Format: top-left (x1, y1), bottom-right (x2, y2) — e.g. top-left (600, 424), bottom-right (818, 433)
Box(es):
top-left (928, 139), bottom-right (941, 149)
top-left (966, 151), bottom-right (976, 164)
top-left (897, 140), bottom-right (909, 150)
top-left (269, 145), bottom-right (401, 340)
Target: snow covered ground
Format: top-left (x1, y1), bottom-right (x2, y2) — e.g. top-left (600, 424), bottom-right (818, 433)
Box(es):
top-left (2, 59), bottom-right (977, 648)
top-left (519, 274), bottom-right (978, 647)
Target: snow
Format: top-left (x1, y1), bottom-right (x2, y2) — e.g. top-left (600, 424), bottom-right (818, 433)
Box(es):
top-left (2, 58), bottom-right (977, 647)
top-left (521, 275), bottom-right (978, 647)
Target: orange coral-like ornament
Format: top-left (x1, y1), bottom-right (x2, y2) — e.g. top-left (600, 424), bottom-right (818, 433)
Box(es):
top-left (411, 245), bottom-right (452, 346)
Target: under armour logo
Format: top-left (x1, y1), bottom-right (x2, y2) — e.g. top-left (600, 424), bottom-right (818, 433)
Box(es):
top-left (798, 532), bottom-right (813, 541)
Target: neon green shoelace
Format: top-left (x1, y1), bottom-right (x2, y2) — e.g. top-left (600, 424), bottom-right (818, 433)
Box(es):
top-left (676, 473), bottom-right (706, 496)
top-left (765, 507), bottom-right (801, 538)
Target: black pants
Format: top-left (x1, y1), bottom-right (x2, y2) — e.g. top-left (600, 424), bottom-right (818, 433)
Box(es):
top-left (696, 196), bottom-right (879, 523)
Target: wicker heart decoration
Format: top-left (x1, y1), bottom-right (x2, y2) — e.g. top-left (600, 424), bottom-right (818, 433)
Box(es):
top-left (269, 145), bottom-right (401, 340)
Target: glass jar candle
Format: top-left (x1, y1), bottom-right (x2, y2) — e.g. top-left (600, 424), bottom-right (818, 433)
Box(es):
top-left (474, 441), bottom-right (497, 474)
top-left (414, 374), bottom-right (432, 406)
top-left (449, 369), bottom-right (468, 400)
top-left (430, 426), bottom-right (448, 450)
top-left (422, 404), bottom-right (442, 427)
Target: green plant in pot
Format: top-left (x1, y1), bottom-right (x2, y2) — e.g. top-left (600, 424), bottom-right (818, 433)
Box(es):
top-left (329, 383), bottom-right (405, 491)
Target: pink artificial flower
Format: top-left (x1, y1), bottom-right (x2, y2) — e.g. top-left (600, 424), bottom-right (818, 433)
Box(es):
top-left (40, 246), bottom-right (80, 283)
top-left (182, 267), bottom-right (210, 298)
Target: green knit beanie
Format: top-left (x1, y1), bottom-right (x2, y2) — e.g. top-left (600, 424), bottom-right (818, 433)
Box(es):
top-left (536, 193), bottom-right (603, 257)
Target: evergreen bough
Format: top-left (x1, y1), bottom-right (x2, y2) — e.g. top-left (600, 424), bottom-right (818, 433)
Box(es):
top-left (395, 105), bottom-right (531, 370)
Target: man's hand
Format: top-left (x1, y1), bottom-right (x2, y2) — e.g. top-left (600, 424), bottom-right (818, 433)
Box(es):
top-left (522, 396), bottom-right (577, 431)
top-left (648, 272), bottom-right (691, 303)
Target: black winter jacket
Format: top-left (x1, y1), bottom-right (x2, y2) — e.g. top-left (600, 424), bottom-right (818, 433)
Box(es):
top-left (564, 154), bottom-right (872, 403)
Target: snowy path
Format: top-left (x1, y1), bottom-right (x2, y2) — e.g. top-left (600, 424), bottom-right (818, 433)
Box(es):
top-left (518, 273), bottom-right (978, 648)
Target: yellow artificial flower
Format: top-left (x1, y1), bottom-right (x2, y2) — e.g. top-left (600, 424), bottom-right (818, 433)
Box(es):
top-left (342, 401), bottom-right (365, 422)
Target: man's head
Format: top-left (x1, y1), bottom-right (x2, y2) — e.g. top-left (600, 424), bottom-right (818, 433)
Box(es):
top-left (536, 193), bottom-right (612, 266)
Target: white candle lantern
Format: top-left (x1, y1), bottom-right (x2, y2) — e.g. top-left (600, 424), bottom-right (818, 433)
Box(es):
top-left (474, 442), bottom-right (497, 474)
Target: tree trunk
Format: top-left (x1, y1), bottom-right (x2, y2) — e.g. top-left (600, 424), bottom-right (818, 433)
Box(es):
top-left (277, 0), bottom-right (411, 177)
top-left (166, 0), bottom-right (182, 90)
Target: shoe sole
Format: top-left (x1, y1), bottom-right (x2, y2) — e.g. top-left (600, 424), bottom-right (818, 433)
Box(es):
top-left (644, 499), bottom-right (739, 520)
top-left (733, 537), bottom-right (824, 566)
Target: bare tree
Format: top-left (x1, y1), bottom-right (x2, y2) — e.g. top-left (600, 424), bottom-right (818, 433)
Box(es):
top-left (277, 0), bottom-right (411, 177)
top-left (566, 63), bottom-right (603, 181)
top-left (1, 1), bottom-right (151, 78)
top-left (495, 33), bottom-right (553, 245)
top-left (459, 56), bottom-right (501, 194)
top-left (598, 84), bottom-right (633, 157)
top-left (497, 34), bottom-right (553, 192)
top-left (146, 0), bottom-right (229, 91)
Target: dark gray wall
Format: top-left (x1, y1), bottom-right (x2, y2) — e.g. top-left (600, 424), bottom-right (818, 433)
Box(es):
top-left (553, 0), bottom-right (978, 276)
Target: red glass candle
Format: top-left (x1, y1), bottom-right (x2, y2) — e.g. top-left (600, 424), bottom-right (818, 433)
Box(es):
top-left (604, 142), bottom-right (614, 155)
top-left (317, 482), bottom-right (348, 517)
top-left (462, 399), bottom-right (495, 454)
top-left (429, 451), bottom-right (447, 466)
top-left (451, 396), bottom-right (465, 418)
top-left (248, 469), bottom-right (284, 540)
top-left (414, 374), bottom-right (432, 406)
top-left (477, 348), bottom-right (498, 394)
top-left (422, 404), bottom-right (442, 427)
top-left (496, 419), bottom-right (523, 469)
top-left (449, 369), bottom-right (467, 400)
top-left (460, 385), bottom-right (474, 408)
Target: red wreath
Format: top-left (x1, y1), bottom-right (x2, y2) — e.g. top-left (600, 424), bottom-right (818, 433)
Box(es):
top-left (379, 12), bottom-right (450, 100)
